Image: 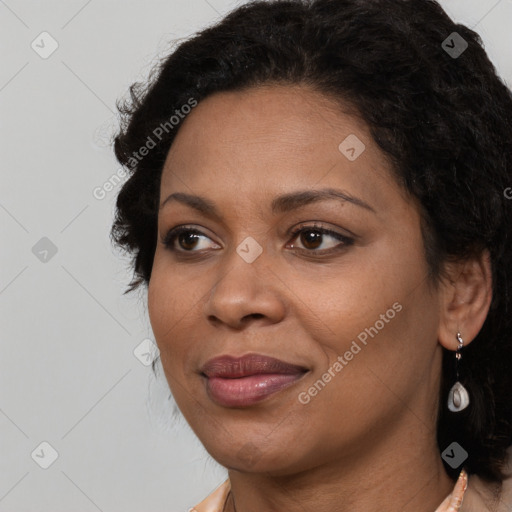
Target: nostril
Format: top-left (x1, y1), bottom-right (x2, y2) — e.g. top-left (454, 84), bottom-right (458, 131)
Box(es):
top-left (243, 313), bottom-right (264, 322)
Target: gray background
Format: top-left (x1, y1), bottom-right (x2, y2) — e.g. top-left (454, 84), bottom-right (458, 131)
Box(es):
top-left (0, 1), bottom-right (511, 511)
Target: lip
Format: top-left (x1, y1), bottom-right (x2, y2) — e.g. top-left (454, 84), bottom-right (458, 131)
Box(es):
top-left (200, 354), bottom-right (308, 407)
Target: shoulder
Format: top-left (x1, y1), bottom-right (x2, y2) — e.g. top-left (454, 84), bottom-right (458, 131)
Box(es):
top-left (189, 479), bottom-right (231, 512)
top-left (463, 446), bottom-right (512, 512)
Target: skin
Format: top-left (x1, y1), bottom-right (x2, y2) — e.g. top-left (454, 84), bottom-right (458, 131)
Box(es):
top-left (147, 84), bottom-right (492, 512)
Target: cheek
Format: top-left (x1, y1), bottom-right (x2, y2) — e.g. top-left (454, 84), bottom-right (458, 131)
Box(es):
top-left (147, 262), bottom-right (186, 363)
top-left (294, 233), bottom-right (437, 391)
top-left (147, 270), bottom-right (171, 343)
top-left (290, 288), bottom-right (439, 454)
top-left (147, 256), bottom-right (211, 375)
top-left (147, 273), bottom-right (194, 406)
top-left (148, 249), bottom-right (191, 336)
top-left (283, 255), bottom-right (406, 356)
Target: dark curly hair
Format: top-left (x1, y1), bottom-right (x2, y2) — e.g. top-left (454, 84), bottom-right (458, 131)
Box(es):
top-left (111, 0), bottom-right (512, 485)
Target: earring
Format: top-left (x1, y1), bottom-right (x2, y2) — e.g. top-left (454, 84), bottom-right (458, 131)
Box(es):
top-left (447, 332), bottom-right (470, 412)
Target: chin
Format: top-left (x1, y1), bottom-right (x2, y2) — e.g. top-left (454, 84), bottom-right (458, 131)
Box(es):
top-left (206, 439), bottom-right (310, 475)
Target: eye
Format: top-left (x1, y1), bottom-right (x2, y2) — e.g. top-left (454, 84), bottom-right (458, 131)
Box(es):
top-left (162, 225), bottom-right (220, 252)
top-left (161, 223), bottom-right (354, 256)
top-left (287, 223), bottom-right (354, 254)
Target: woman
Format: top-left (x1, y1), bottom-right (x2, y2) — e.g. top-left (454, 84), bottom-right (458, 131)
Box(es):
top-left (111, 0), bottom-right (512, 510)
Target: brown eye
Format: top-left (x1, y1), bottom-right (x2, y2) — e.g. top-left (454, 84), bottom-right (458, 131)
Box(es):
top-left (162, 226), bottom-right (220, 252)
top-left (298, 230), bottom-right (323, 250)
top-left (288, 224), bottom-right (354, 254)
top-left (178, 231), bottom-right (200, 251)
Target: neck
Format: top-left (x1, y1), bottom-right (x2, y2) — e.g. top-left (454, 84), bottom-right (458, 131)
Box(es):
top-left (225, 418), bottom-right (454, 512)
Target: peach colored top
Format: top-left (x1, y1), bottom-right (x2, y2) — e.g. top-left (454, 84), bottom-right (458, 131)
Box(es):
top-left (189, 464), bottom-right (512, 512)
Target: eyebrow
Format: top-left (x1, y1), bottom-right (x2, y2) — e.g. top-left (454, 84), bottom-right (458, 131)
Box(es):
top-left (159, 188), bottom-right (376, 219)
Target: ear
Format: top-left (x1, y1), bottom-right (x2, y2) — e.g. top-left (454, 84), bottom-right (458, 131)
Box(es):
top-left (437, 249), bottom-right (493, 350)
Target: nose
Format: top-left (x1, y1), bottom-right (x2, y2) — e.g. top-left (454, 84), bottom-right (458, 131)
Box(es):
top-left (203, 247), bottom-right (287, 330)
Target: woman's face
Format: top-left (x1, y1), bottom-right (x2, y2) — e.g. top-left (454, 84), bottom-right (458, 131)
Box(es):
top-left (148, 84), bottom-right (444, 474)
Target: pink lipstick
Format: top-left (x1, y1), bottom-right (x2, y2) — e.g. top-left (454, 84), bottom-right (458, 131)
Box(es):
top-left (200, 354), bottom-right (308, 407)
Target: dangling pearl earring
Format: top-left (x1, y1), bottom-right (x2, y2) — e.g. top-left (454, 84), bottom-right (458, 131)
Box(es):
top-left (447, 332), bottom-right (470, 412)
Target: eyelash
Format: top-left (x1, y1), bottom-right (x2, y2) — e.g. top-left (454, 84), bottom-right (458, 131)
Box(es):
top-left (288, 223), bottom-right (354, 254)
top-left (162, 223), bottom-right (354, 257)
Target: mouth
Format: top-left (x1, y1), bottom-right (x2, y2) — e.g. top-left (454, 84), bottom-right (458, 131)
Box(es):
top-left (200, 354), bottom-right (309, 408)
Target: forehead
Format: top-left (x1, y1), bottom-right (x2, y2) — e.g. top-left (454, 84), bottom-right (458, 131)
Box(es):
top-left (159, 84), bottom-right (409, 215)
